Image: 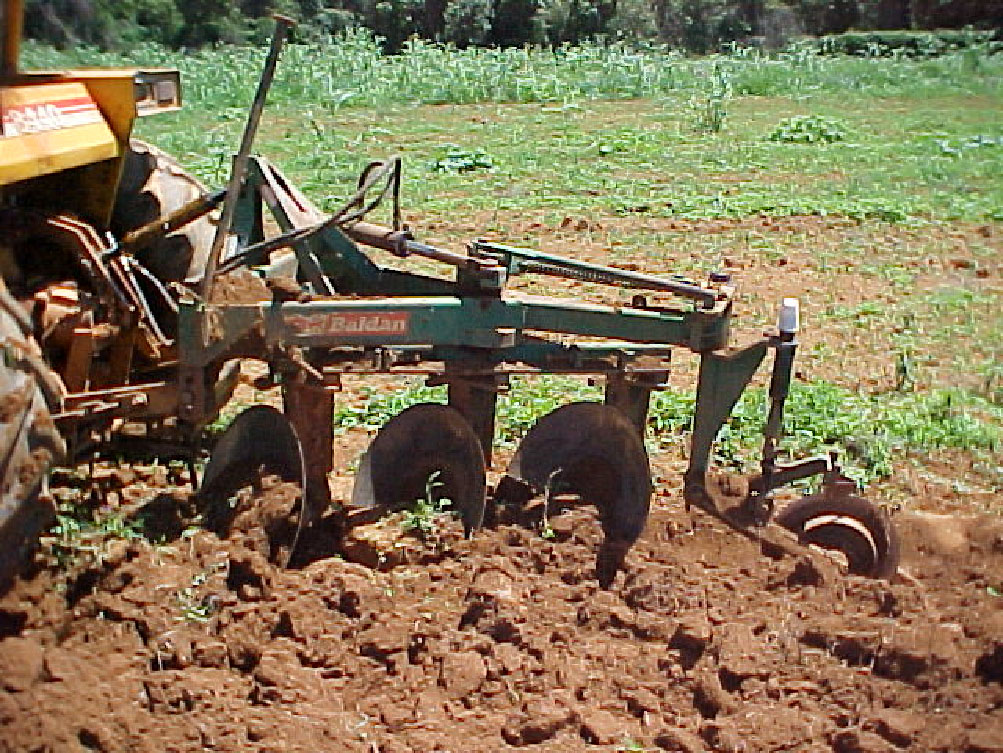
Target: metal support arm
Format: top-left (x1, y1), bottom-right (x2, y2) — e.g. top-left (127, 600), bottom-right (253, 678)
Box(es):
top-left (683, 340), bottom-right (770, 509)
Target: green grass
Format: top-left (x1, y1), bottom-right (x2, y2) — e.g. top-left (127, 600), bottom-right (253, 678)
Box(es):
top-left (334, 375), bottom-right (1003, 486)
top-left (136, 93), bottom-right (1002, 225)
top-left (23, 32), bottom-right (1002, 109)
top-left (21, 35), bottom-right (1003, 224)
top-left (333, 375), bottom-right (600, 448)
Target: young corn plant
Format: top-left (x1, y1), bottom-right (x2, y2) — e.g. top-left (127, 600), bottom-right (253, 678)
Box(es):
top-left (401, 471), bottom-right (453, 539)
top-left (690, 62), bottom-right (731, 134)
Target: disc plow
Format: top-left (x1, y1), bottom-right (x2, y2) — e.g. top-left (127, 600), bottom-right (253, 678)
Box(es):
top-left (178, 144), bottom-right (898, 584)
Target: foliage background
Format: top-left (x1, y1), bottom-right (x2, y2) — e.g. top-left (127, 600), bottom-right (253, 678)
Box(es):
top-left (22, 0), bottom-right (1003, 53)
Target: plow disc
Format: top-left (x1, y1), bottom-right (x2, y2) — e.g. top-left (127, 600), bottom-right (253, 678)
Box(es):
top-left (200, 405), bottom-right (307, 500)
top-left (499, 402), bottom-right (652, 588)
top-left (351, 403), bottom-right (486, 535)
top-left (199, 406), bottom-right (311, 563)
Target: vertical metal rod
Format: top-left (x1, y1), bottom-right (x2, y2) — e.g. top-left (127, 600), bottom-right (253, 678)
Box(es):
top-left (446, 375), bottom-right (499, 467)
top-left (2, 0), bottom-right (24, 77)
top-left (283, 377), bottom-right (334, 521)
top-left (200, 14), bottom-right (295, 305)
top-left (760, 337), bottom-right (796, 473)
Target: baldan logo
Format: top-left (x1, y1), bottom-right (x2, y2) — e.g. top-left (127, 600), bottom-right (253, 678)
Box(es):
top-left (285, 311), bottom-right (410, 337)
top-left (1, 97), bottom-right (103, 138)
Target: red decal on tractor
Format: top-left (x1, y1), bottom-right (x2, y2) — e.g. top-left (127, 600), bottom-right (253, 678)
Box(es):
top-left (1, 96), bottom-right (102, 138)
top-left (285, 311), bottom-right (410, 337)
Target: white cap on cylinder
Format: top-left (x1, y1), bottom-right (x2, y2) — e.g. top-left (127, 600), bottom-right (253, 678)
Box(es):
top-left (778, 297), bottom-right (800, 335)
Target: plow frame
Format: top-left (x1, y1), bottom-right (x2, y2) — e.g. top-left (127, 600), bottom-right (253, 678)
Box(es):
top-left (174, 155), bottom-right (829, 516)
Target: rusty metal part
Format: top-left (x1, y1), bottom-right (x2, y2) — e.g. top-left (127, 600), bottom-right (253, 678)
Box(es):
top-left (3, 211), bottom-right (169, 375)
top-left (351, 403), bottom-right (486, 536)
top-left (775, 485), bottom-right (900, 579)
top-left (604, 359), bottom-right (670, 435)
top-left (498, 402), bottom-right (651, 588)
top-left (341, 221), bottom-right (412, 255)
top-left (443, 372), bottom-right (502, 466)
top-left (342, 220), bottom-right (481, 270)
top-left (282, 376), bottom-right (334, 522)
top-left (3, 212), bottom-right (128, 322)
top-left (31, 281), bottom-right (92, 351)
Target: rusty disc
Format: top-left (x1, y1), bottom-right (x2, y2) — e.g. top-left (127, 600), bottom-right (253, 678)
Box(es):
top-left (500, 402), bottom-right (651, 588)
top-left (351, 403), bottom-right (486, 536)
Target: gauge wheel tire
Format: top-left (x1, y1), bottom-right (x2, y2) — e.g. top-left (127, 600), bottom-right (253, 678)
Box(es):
top-left (775, 493), bottom-right (900, 579)
top-left (0, 281), bottom-right (64, 590)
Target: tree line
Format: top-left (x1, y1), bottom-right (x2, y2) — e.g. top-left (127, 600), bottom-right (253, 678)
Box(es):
top-left (24, 0), bottom-right (1003, 53)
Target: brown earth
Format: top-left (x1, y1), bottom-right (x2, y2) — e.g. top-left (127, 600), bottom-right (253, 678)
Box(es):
top-left (1, 217), bottom-right (1001, 752)
top-left (1, 457), bottom-right (1001, 752)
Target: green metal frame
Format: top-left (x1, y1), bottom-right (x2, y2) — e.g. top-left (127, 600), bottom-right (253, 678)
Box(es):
top-left (177, 155), bottom-right (827, 510)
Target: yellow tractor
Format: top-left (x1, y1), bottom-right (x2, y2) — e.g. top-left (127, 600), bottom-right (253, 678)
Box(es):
top-left (0, 0), bottom-right (213, 584)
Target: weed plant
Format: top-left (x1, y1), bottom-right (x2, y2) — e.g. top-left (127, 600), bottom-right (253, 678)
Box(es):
top-left (334, 375), bottom-right (1003, 485)
top-left (21, 32), bottom-right (1002, 111)
top-left (401, 472), bottom-right (453, 538)
top-left (769, 115), bottom-right (846, 144)
top-left (48, 499), bottom-right (143, 568)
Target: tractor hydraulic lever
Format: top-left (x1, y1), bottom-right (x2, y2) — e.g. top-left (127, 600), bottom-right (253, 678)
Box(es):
top-left (201, 14), bottom-right (295, 305)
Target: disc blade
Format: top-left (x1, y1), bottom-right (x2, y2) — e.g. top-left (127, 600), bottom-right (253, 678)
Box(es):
top-left (501, 402), bottom-right (651, 588)
top-left (351, 403), bottom-right (486, 535)
top-left (200, 405), bottom-right (306, 502)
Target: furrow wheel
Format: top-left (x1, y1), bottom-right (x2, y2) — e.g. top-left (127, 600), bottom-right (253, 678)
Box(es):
top-left (775, 492), bottom-right (900, 579)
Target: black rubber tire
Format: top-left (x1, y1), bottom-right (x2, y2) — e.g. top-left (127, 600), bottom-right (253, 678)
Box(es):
top-left (775, 493), bottom-right (900, 579)
top-left (110, 139), bottom-right (216, 286)
top-left (0, 280), bottom-right (65, 590)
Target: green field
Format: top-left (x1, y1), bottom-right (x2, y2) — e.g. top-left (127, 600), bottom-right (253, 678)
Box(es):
top-left (28, 35), bottom-right (1003, 503)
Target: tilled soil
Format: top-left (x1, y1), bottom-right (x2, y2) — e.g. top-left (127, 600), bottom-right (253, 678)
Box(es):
top-left (1, 215), bottom-right (1001, 752)
top-left (2, 470), bottom-right (1002, 752)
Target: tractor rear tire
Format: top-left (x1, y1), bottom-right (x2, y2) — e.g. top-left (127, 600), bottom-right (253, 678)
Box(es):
top-left (110, 139), bottom-right (217, 286)
top-left (0, 280), bottom-right (65, 590)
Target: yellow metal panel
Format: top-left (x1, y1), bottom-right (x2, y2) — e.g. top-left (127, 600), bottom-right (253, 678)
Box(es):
top-left (80, 74), bottom-right (136, 145)
top-left (0, 81), bottom-right (118, 185)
